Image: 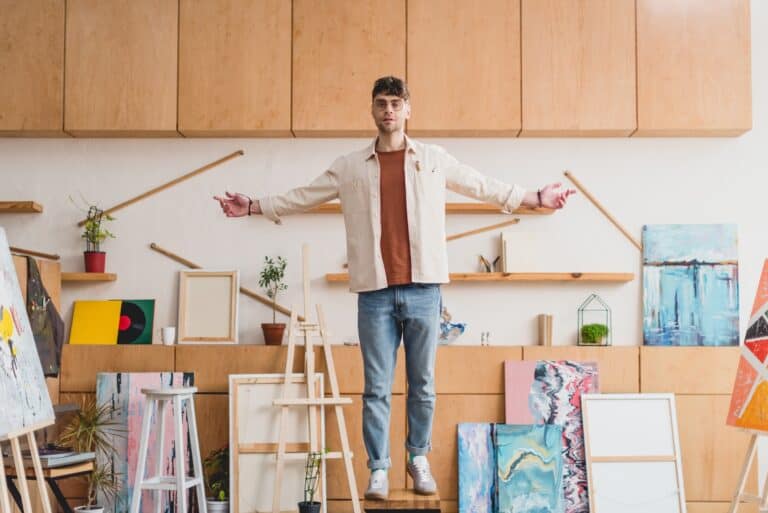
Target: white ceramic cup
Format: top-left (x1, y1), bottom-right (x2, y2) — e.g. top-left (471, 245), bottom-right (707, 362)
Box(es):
top-left (161, 326), bottom-right (176, 345)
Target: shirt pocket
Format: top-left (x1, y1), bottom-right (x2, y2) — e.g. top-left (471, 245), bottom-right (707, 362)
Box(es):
top-left (339, 174), bottom-right (370, 214)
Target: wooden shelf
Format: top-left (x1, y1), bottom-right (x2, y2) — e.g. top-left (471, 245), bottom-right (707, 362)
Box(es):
top-left (61, 272), bottom-right (117, 283)
top-left (0, 201), bottom-right (43, 213)
top-left (308, 202), bottom-right (553, 215)
top-left (326, 272), bottom-right (634, 283)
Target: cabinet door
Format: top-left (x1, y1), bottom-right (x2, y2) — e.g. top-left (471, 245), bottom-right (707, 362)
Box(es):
top-left (0, 0), bottom-right (65, 136)
top-left (636, 0), bottom-right (751, 136)
top-left (178, 0), bottom-right (291, 136)
top-left (407, 0), bottom-right (521, 136)
top-left (521, 0), bottom-right (636, 136)
top-left (65, 0), bottom-right (178, 136)
top-left (292, 0), bottom-right (406, 136)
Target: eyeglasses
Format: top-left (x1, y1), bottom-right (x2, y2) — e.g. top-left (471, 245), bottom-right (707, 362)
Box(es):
top-left (373, 99), bottom-right (406, 111)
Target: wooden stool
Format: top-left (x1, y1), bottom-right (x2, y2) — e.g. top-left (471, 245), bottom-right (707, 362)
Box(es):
top-left (364, 489), bottom-right (440, 513)
top-left (129, 387), bottom-right (207, 513)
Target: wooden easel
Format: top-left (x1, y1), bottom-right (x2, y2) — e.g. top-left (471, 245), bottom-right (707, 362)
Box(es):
top-left (272, 244), bottom-right (360, 513)
top-left (0, 421), bottom-right (55, 513)
top-left (729, 430), bottom-right (768, 513)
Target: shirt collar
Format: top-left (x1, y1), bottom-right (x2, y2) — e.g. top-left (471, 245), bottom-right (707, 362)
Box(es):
top-left (365, 134), bottom-right (417, 161)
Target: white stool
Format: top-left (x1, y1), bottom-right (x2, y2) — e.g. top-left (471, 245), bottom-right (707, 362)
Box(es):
top-left (129, 387), bottom-right (207, 513)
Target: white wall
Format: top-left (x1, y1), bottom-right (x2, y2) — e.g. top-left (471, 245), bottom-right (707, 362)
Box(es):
top-left (1, 11), bottom-right (765, 345)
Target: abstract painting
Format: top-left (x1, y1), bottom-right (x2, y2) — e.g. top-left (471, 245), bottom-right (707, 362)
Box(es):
top-left (496, 424), bottom-right (563, 513)
top-left (96, 372), bottom-right (194, 512)
top-left (458, 423), bottom-right (496, 513)
top-left (505, 360), bottom-right (599, 513)
top-left (643, 224), bottom-right (739, 346)
top-left (70, 299), bottom-right (155, 345)
top-left (728, 259), bottom-right (768, 431)
top-left (0, 227), bottom-right (54, 438)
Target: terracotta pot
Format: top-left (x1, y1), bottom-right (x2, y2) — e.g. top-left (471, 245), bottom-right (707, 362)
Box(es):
top-left (262, 323), bottom-right (286, 345)
top-left (84, 251), bottom-right (106, 273)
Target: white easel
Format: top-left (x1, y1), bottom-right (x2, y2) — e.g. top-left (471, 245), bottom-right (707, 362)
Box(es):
top-left (729, 430), bottom-right (768, 513)
top-left (0, 420), bottom-right (55, 513)
top-left (272, 244), bottom-right (361, 513)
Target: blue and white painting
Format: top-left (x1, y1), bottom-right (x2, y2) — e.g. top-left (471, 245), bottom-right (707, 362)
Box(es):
top-left (458, 423), bottom-right (496, 513)
top-left (643, 224), bottom-right (739, 346)
top-left (496, 424), bottom-right (564, 513)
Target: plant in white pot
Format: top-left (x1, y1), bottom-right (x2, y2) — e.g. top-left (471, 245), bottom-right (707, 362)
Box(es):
top-left (204, 446), bottom-right (229, 513)
top-left (57, 397), bottom-right (123, 513)
top-left (259, 255), bottom-right (287, 345)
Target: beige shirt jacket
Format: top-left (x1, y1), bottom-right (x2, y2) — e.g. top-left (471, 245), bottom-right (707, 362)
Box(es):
top-left (258, 136), bottom-right (527, 293)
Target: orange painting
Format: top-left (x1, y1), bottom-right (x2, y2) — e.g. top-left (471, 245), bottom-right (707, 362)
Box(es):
top-left (727, 259), bottom-right (768, 430)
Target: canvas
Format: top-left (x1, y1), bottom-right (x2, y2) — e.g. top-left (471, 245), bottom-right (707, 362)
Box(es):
top-left (0, 227), bottom-right (54, 438)
top-left (96, 372), bottom-right (194, 513)
top-left (505, 360), bottom-right (599, 513)
top-left (458, 423), bottom-right (496, 513)
top-left (643, 224), bottom-right (739, 346)
top-left (728, 259), bottom-right (768, 431)
top-left (496, 424), bottom-right (564, 513)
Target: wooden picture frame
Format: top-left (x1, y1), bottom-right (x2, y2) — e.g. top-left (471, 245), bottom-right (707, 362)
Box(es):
top-left (229, 373), bottom-right (326, 513)
top-left (177, 270), bottom-right (238, 344)
top-left (582, 393), bottom-right (687, 513)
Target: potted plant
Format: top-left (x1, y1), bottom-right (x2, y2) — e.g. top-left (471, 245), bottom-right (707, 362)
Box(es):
top-left (298, 451), bottom-right (322, 513)
top-left (259, 255), bottom-right (287, 345)
top-left (57, 397), bottom-right (123, 513)
top-left (580, 323), bottom-right (610, 346)
top-left (70, 196), bottom-right (115, 273)
top-left (203, 446), bottom-right (229, 513)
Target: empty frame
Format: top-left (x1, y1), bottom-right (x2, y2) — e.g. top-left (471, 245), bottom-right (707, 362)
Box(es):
top-left (178, 270), bottom-right (238, 343)
top-left (582, 393), bottom-right (686, 513)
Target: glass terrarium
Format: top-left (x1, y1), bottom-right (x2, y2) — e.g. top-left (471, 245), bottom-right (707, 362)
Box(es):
top-left (577, 293), bottom-right (612, 346)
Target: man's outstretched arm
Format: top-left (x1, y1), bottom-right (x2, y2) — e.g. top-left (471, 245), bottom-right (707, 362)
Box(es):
top-left (214, 165), bottom-right (340, 223)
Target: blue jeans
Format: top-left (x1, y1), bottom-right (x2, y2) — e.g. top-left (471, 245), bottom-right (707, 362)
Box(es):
top-left (357, 283), bottom-right (441, 470)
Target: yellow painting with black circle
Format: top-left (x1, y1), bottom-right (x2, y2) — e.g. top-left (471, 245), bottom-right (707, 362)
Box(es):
top-left (0, 228), bottom-right (54, 438)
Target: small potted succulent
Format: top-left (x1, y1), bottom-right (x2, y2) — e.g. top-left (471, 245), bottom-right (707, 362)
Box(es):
top-left (298, 451), bottom-right (322, 513)
top-left (204, 446), bottom-right (229, 513)
top-left (579, 323), bottom-right (610, 346)
top-left (57, 397), bottom-right (123, 513)
top-left (259, 256), bottom-right (287, 345)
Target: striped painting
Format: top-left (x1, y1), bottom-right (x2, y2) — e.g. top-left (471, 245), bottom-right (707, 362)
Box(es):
top-left (643, 224), bottom-right (739, 346)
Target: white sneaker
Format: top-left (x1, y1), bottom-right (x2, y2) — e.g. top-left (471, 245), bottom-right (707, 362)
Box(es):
top-left (407, 455), bottom-right (437, 495)
top-left (364, 469), bottom-right (389, 500)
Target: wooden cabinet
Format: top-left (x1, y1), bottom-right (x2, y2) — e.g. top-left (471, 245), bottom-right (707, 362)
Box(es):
top-left (292, 0), bottom-right (406, 136)
top-left (178, 0), bottom-right (291, 136)
top-left (406, 0), bottom-right (521, 136)
top-left (636, 0), bottom-right (751, 136)
top-left (0, 0), bottom-right (65, 136)
top-left (64, 0), bottom-right (179, 136)
top-left (521, 0), bottom-right (636, 136)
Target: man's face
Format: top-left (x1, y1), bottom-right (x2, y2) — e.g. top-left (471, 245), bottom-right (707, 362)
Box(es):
top-left (371, 94), bottom-right (410, 134)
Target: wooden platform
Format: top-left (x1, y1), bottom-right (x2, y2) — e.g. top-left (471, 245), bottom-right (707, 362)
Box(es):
top-left (364, 489), bottom-right (440, 513)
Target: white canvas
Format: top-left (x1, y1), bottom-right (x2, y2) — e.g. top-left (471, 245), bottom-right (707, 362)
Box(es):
top-left (177, 270), bottom-right (238, 343)
top-left (0, 227), bottom-right (54, 439)
top-left (582, 393), bottom-right (686, 513)
top-left (229, 373), bottom-right (326, 513)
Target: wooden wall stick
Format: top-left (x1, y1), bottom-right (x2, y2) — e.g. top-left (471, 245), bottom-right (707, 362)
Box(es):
top-left (563, 170), bottom-right (642, 251)
top-left (446, 218), bottom-right (520, 242)
top-left (77, 150), bottom-right (245, 227)
top-left (9, 246), bottom-right (60, 260)
top-left (149, 243), bottom-right (304, 322)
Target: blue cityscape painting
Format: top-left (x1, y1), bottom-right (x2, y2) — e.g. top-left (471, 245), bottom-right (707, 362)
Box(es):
top-left (643, 224), bottom-right (739, 346)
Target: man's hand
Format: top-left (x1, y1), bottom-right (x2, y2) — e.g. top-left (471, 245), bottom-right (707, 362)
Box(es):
top-left (524, 183), bottom-right (576, 209)
top-left (213, 191), bottom-right (258, 217)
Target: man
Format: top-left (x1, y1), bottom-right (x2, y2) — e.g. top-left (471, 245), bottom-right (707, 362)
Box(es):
top-left (215, 76), bottom-right (575, 499)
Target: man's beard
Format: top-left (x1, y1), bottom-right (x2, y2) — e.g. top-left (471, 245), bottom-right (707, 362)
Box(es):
top-left (376, 120), bottom-right (400, 133)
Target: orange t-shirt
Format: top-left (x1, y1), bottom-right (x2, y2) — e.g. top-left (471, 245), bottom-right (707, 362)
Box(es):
top-left (377, 149), bottom-right (412, 286)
